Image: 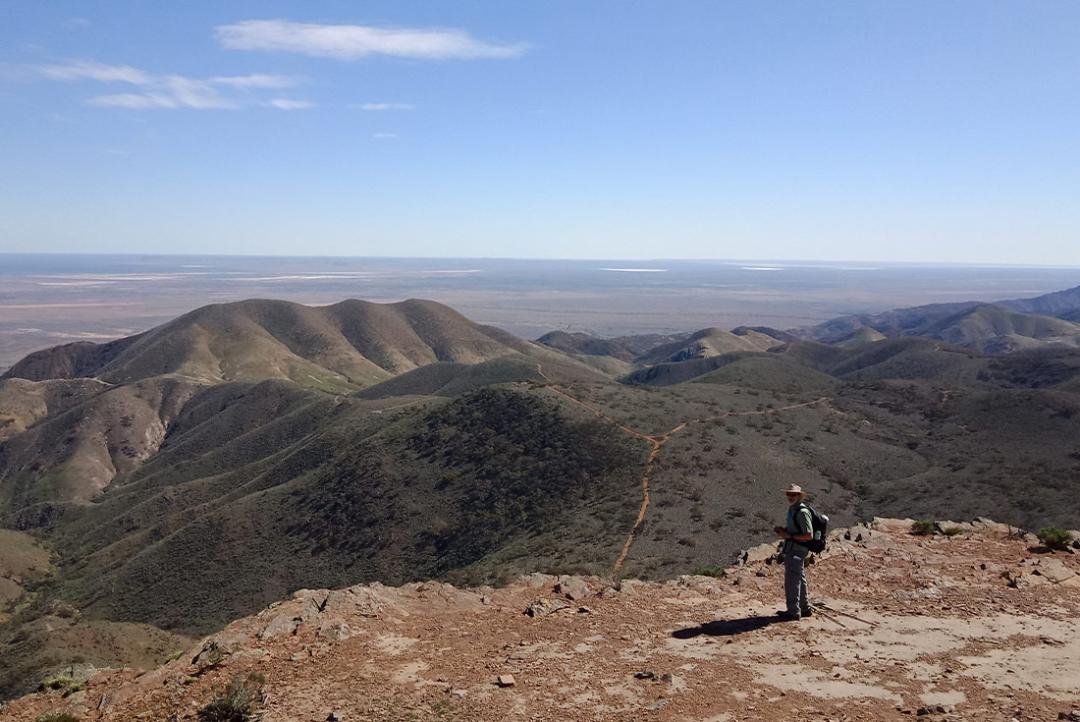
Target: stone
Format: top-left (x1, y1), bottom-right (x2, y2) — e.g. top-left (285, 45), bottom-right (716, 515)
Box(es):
top-left (521, 573), bottom-right (557, 589)
top-left (230, 647), bottom-right (270, 663)
top-left (524, 598), bottom-right (570, 617)
top-left (1034, 558), bottom-right (1077, 584)
top-left (496, 674), bottom-right (516, 687)
top-left (871, 518), bottom-right (914, 533)
top-left (317, 621), bottom-right (353, 642)
top-left (191, 640), bottom-right (229, 670)
top-left (741, 541), bottom-right (781, 565)
top-left (555, 577), bottom-right (591, 601)
top-left (260, 612), bottom-right (301, 640)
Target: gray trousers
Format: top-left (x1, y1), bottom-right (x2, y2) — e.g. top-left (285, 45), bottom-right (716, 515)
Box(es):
top-left (784, 547), bottom-right (809, 614)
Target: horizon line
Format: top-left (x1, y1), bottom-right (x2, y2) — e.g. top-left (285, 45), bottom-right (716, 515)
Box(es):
top-left (2, 251), bottom-right (1080, 270)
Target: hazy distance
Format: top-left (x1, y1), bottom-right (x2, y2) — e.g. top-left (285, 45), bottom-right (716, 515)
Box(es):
top-left (2, 253), bottom-right (1077, 372)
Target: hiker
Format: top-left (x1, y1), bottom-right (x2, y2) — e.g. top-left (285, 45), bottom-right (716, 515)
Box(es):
top-left (774, 484), bottom-right (814, 621)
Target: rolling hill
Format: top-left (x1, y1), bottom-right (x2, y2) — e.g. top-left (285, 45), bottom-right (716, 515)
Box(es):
top-left (634, 327), bottom-right (785, 365)
top-left (833, 327), bottom-right (888, 348)
top-left (534, 330), bottom-right (684, 362)
top-left (920, 304), bottom-right (1080, 353)
top-left (797, 284), bottom-right (1080, 352)
top-left (1001, 283), bottom-right (1080, 318)
top-left (3, 299), bottom-right (537, 391)
top-left (3, 293), bottom-right (1080, 700)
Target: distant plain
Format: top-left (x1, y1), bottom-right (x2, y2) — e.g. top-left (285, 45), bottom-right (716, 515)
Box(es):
top-left (2, 254), bottom-right (1079, 371)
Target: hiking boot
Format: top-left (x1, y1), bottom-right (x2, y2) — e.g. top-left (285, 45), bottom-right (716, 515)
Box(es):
top-left (775, 610), bottom-right (800, 622)
top-left (800, 606), bottom-right (813, 617)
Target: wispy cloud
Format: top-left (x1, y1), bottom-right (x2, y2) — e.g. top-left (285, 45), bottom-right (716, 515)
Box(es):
top-left (268, 98), bottom-right (314, 110)
top-left (354, 102), bottom-right (414, 111)
top-left (88, 93), bottom-right (184, 109)
top-left (40, 60), bottom-right (150, 84)
top-left (35, 61), bottom-right (301, 110)
top-left (210, 73), bottom-right (301, 89)
top-left (372, 132), bottom-right (398, 139)
top-left (216, 20), bottom-right (527, 60)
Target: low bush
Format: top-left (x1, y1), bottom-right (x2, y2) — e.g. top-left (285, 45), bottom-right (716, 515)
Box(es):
top-left (38, 675), bottom-right (85, 696)
top-left (942, 526), bottom-right (964, 537)
top-left (696, 565), bottom-right (727, 578)
top-left (1037, 527), bottom-right (1074, 551)
top-left (198, 674), bottom-right (265, 722)
top-left (911, 519), bottom-right (937, 536)
top-left (36, 714), bottom-right (80, 722)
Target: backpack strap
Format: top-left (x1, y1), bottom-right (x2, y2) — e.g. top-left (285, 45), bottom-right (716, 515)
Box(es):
top-left (794, 502), bottom-right (813, 534)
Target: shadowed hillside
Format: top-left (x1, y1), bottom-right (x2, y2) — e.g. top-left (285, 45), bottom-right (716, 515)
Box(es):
top-left (535, 331), bottom-right (685, 362)
top-left (356, 353), bottom-right (607, 400)
top-left (37, 388), bottom-right (643, 632)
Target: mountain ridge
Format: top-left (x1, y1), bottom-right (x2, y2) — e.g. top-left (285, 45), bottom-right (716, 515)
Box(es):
top-left (3, 293), bottom-right (1080, 706)
top-left (2, 298), bottom-right (537, 392)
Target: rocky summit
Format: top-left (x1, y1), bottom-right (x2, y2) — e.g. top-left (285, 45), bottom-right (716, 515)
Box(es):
top-left (3, 518), bottom-right (1078, 722)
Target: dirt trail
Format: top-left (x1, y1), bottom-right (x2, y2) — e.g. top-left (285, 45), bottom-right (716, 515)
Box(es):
top-left (608, 421), bottom-right (686, 579)
top-left (534, 364), bottom-right (827, 579)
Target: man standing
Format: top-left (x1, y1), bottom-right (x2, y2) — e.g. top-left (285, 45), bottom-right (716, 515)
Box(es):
top-left (774, 484), bottom-right (814, 621)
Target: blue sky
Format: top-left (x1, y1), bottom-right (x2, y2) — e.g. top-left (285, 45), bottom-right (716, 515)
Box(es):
top-left (1, 1), bottom-right (1079, 264)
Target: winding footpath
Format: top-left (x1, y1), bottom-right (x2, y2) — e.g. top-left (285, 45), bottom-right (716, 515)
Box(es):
top-left (533, 364), bottom-right (827, 580)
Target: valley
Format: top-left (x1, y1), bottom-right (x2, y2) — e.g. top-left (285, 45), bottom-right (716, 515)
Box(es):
top-left (1, 285), bottom-right (1079, 703)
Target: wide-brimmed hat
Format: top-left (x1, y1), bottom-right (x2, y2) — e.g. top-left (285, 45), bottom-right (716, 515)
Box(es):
top-left (782, 484), bottom-right (805, 497)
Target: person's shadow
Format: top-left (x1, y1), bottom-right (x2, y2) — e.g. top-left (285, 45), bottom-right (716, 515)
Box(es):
top-left (671, 615), bottom-right (780, 639)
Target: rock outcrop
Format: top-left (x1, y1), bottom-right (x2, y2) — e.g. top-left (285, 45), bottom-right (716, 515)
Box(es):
top-left (3, 520), bottom-right (1079, 721)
